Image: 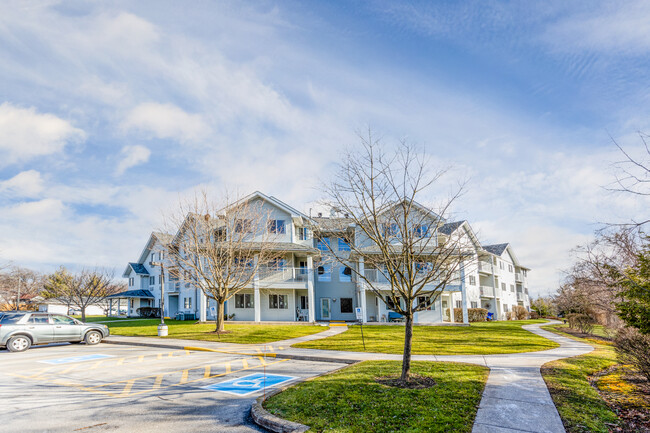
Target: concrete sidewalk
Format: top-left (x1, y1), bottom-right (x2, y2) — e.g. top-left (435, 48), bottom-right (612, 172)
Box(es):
top-left (105, 321), bottom-right (591, 433)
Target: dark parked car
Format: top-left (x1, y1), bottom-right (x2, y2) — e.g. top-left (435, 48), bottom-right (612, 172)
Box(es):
top-left (0, 312), bottom-right (110, 352)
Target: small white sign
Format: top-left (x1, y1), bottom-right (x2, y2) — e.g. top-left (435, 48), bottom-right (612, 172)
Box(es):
top-left (355, 307), bottom-right (363, 320)
top-left (209, 306), bottom-right (217, 317)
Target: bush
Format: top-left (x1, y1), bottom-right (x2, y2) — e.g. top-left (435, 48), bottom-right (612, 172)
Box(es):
top-left (453, 308), bottom-right (488, 322)
top-left (529, 311), bottom-right (540, 319)
top-left (615, 327), bottom-right (650, 381)
top-left (137, 307), bottom-right (161, 318)
top-left (513, 305), bottom-right (529, 320)
top-left (567, 313), bottom-right (596, 334)
top-left (505, 311), bottom-right (516, 320)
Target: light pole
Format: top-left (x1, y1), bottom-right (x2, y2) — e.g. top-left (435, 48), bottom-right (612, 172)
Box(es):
top-left (16, 276), bottom-right (21, 311)
top-left (150, 261), bottom-right (168, 336)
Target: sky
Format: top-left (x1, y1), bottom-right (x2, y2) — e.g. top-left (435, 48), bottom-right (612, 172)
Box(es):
top-left (1, 0), bottom-right (649, 296)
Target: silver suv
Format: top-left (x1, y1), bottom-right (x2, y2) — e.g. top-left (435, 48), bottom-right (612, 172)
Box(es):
top-left (0, 312), bottom-right (110, 352)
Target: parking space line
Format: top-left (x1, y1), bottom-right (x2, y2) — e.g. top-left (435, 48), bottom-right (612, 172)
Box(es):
top-left (180, 370), bottom-right (189, 384)
top-left (120, 379), bottom-right (135, 397)
top-left (225, 362), bottom-right (231, 374)
top-left (153, 375), bottom-right (163, 390)
top-left (204, 366), bottom-right (211, 378)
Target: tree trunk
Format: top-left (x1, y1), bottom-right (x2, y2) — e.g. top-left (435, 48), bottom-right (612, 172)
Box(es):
top-left (401, 312), bottom-right (414, 381)
top-left (81, 306), bottom-right (86, 322)
top-left (215, 300), bottom-right (225, 332)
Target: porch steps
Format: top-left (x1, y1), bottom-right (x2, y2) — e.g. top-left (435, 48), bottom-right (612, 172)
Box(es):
top-left (329, 321), bottom-right (348, 328)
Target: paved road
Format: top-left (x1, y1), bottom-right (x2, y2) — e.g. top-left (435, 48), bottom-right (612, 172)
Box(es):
top-left (0, 342), bottom-right (346, 433)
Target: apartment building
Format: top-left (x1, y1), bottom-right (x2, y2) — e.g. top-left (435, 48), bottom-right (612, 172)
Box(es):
top-left (117, 191), bottom-right (530, 323)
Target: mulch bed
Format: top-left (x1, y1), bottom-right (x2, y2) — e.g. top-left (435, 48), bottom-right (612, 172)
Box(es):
top-left (591, 365), bottom-right (650, 433)
top-left (375, 374), bottom-right (437, 389)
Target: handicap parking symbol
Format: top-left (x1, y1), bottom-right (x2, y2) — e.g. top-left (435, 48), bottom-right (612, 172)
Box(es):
top-left (39, 354), bottom-right (114, 365)
top-left (202, 373), bottom-right (297, 396)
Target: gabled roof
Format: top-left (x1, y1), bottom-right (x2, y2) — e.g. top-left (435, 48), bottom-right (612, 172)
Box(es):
top-left (106, 289), bottom-right (155, 299)
top-left (233, 191), bottom-right (313, 223)
top-left (129, 263), bottom-right (149, 275)
top-left (482, 243), bottom-right (509, 256)
top-left (313, 217), bottom-right (355, 233)
top-left (137, 232), bottom-right (173, 264)
top-left (438, 220), bottom-right (466, 235)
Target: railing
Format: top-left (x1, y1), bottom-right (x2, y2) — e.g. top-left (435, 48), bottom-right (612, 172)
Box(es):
top-left (515, 273), bottom-right (523, 282)
top-left (478, 261), bottom-right (492, 273)
top-left (166, 281), bottom-right (181, 292)
top-left (479, 285), bottom-right (495, 297)
top-left (364, 269), bottom-right (389, 284)
top-left (259, 267), bottom-right (309, 283)
top-left (516, 292), bottom-right (525, 301)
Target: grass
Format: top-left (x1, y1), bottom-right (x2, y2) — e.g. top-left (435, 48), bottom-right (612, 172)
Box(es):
top-left (540, 325), bottom-right (620, 433)
top-left (293, 320), bottom-right (558, 355)
top-left (88, 318), bottom-right (328, 344)
top-left (264, 360), bottom-right (489, 433)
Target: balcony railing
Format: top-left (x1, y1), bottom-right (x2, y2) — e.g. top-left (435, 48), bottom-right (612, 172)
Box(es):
top-left (166, 281), bottom-right (181, 293)
top-left (515, 273), bottom-right (523, 282)
top-left (516, 292), bottom-right (525, 301)
top-left (364, 269), bottom-right (389, 284)
top-left (479, 285), bottom-right (495, 297)
top-left (259, 267), bottom-right (309, 284)
top-left (478, 261), bottom-right (492, 273)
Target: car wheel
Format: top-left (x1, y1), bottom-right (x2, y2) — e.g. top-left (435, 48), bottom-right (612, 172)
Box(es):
top-left (84, 331), bottom-right (102, 345)
top-left (7, 335), bottom-right (32, 352)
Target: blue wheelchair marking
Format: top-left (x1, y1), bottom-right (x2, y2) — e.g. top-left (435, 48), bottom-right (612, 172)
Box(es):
top-left (39, 354), bottom-right (114, 365)
top-left (202, 373), bottom-right (297, 396)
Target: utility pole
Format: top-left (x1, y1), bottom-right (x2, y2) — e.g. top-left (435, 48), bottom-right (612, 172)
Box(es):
top-left (16, 276), bottom-right (21, 311)
top-left (150, 260), bottom-right (168, 336)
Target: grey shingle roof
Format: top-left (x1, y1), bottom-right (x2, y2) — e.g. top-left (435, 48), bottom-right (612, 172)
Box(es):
top-left (313, 217), bottom-right (354, 232)
top-left (106, 289), bottom-right (155, 299)
top-left (153, 232), bottom-right (173, 245)
top-left (438, 221), bottom-right (465, 235)
top-left (483, 243), bottom-right (509, 256)
top-left (129, 262), bottom-right (150, 275)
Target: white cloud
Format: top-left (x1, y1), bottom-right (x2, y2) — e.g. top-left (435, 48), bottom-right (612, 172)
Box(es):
top-left (0, 103), bottom-right (85, 164)
top-left (115, 145), bottom-right (151, 175)
top-left (121, 103), bottom-right (210, 143)
top-left (0, 170), bottom-right (44, 198)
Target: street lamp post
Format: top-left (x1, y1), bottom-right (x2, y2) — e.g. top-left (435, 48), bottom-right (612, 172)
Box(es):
top-left (150, 261), bottom-right (168, 336)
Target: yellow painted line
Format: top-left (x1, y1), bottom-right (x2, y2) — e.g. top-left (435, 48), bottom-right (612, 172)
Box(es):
top-left (241, 359), bottom-right (248, 369)
top-left (183, 346), bottom-right (277, 358)
top-left (185, 350), bottom-right (191, 355)
top-left (267, 345), bottom-right (274, 351)
top-left (89, 361), bottom-right (104, 370)
top-left (137, 355), bottom-right (145, 363)
top-left (225, 362), bottom-right (231, 374)
top-left (153, 375), bottom-right (163, 390)
top-left (204, 366), bottom-right (211, 378)
top-left (157, 353), bottom-right (163, 360)
top-left (257, 356), bottom-right (268, 366)
top-left (279, 346), bottom-right (284, 350)
top-left (180, 370), bottom-right (189, 384)
top-left (116, 358), bottom-right (125, 366)
top-left (120, 379), bottom-right (135, 397)
top-left (168, 352), bottom-right (174, 358)
top-left (58, 366), bottom-right (76, 375)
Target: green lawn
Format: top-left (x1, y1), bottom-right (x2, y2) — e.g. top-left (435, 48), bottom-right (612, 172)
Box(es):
top-left (541, 325), bottom-right (620, 433)
top-left (89, 318), bottom-right (328, 344)
top-left (264, 360), bottom-right (489, 433)
top-left (293, 320), bottom-right (558, 355)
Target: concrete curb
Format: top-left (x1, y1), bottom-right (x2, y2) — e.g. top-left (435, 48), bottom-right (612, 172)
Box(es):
top-left (251, 387), bottom-right (310, 433)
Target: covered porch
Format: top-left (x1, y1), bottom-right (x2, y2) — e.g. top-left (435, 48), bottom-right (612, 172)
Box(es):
top-left (106, 289), bottom-right (155, 318)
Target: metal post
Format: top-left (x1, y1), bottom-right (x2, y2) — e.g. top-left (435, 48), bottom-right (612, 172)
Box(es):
top-left (151, 261), bottom-right (168, 336)
top-left (16, 277), bottom-right (21, 311)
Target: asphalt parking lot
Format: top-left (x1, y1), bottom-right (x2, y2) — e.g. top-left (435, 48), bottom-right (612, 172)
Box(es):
top-left (0, 342), bottom-right (346, 432)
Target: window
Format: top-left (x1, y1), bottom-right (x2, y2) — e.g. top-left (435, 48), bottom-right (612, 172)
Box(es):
top-left (503, 304), bottom-right (509, 312)
top-left (415, 262), bottom-right (432, 273)
top-left (213, 228), bottom-right (226, 241)
top-left (414, 224), bottom-right (430, 238)
top-left (268, 219), bottom-right (285, 234)
top-left (29, 314), bottom-right (49, 324)
top-left (456, 300), bottom-right (462, 309)
top-left (159, 251), bottom-right (164, 260)
top-left (234, 219), bottom-right (252, 233)
top-left (151, 253), bottom-right (154, 262)
top-left (296, 226), bottom-right (309, 240)
top-left (267, 258), bottom-right (286, 269)
top-left (184, 297), bottom-right (192, 309)
top-left (130, 299), bottom-right (134, 308)
top-left (417, 296), bottom-right (434, 311)
top-left (340, 298), bottom-right (353, 313)
top-left (129, 277), bottom-right (134, 286)
top-left (317, 265), bottom-right (332, 282)
top-left (501, 282), bottom-right (506, 291)
top-left (499, 261), bottom-right (504, 270)
top-left (508, 264), bottom-right (513, 272)
top-left (382, 223), bottom-right (399, 237)
top-left (52, 315), bottom-right (75, 325)
top-left (269, 294), bottom-right (288, 309)
top-left (468, 275), bottom-right (476, 285)
top-left (299, 296), bottom-right (309, 310)
top-left (149, 276), bottom-right (155, 285)
top-left (234, 257), bottom-right (254, 268)
top-left (510, 284), bottom-right (515, 292)
top-left (471, 301), bottom-right (478, 309)
top-left (339, 266), bottom-right (352, 282)
top-left (338, 237), bottom-right (351, 251)
top-left (386, 297), bottom-right (401, 310)
top-left (235, 294), bottom-right (254, 308)
top-left (316, 237), bottom-right (330, 251)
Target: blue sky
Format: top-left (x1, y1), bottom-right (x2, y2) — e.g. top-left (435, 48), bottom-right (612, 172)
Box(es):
top-left (1, 0), bottom-right (649, 295)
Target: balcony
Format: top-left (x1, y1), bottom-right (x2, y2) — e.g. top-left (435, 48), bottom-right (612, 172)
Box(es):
top-left (516, 292), bottom-right (525, 301)
top-left (479, 285), bottom-right (495, 297)
top-left (259, 267), bottom-right (309, 288)
top-left (478, 261), bottom-right (492, 273)
top-left (364, 268), bottom-right (389, 284)
top-left (166, 281), bottom-right (181, 294)
top-left (515, 273), bottom-right (523, 282)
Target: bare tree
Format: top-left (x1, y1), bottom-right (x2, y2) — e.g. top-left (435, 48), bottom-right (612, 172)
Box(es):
top-left (42, 267), bottom-right (122, 321)
top-left (165, 191), bottom-right (286, 333)
top-left (320, 131), bottom-right (475, 381)
top-left (0, 266), bottom-right (43, 311)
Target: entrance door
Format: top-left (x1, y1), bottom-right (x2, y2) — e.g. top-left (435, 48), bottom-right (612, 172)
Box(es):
top-left (168, 295), bottom-right (179, 318)
top-left (320, 298), bottom-right (331, 320)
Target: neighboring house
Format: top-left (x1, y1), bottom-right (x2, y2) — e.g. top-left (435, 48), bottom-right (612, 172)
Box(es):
top-left (122, 191), bottom-right (531, 323)
top-left (36, 298), bottom-right (106, 316)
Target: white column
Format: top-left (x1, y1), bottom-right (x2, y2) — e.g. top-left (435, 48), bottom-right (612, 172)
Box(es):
top-left (199, 281), bottom-right (207, 322)
top-left (460, 261), bottom-right (469, 324)
top-left (254, 254), bottom-right (261, 322)
top-left (109, 299), bottom-right (113, 317)
top-left (307, 256), bottom-right (315, 322)
top-left (358, 257), bottom-right (367, 323)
